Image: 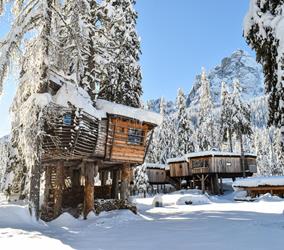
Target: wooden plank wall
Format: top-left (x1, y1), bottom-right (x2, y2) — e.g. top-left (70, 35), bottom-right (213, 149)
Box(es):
top-left (107, 117), bottom-right (150, 163)
top-left (212, 157), bottom-right (242, 173)
top-left (169, 162), bottom-right (191, 177)
top-left (146, 169), bottom-right (167, 184)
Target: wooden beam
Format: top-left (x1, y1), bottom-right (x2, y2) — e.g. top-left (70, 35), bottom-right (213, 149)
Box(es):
top-left (83, 162), bottom-right (95, 219)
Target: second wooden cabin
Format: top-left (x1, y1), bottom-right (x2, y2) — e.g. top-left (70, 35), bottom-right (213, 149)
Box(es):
top-left (167, 151), bottom-right (257, 194)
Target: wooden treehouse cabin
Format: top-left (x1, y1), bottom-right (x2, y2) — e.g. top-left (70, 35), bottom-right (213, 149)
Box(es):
top-left (167, 151), bottom-right (257, 194)
top-left (145, 163), bottom-right (168, 193)
top-left (39, 85), bottom-right (162, 220)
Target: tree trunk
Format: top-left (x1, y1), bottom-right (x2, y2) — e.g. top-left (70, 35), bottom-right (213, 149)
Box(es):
top-left (29, 158), bottom-right (41, 220)
top-left (120, 164), bottom-right (131, 200)
top-left (83, 162), bottom-right (95, 219)
top-left (229, 129), bottom-right (233, 152)
top-left (54, 160), bottom-right (64, 218)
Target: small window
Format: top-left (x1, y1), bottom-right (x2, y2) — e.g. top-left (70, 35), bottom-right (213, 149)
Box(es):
top-left (226, 162), bottom-right (232, 166)
top-left (128, 128), bottom-right (143, 145)
top-left (63, 114), bottom-right (72, 125)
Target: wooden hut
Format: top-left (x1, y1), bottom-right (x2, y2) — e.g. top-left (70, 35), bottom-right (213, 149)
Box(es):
top-left (232, 176), bottom-right (284, 199)
top-left (38, 83), bottom-right (162, 220)
top-left (144, 163), bottom-right (168, 193)
top-left (167, 151), bottom-right (257, 194)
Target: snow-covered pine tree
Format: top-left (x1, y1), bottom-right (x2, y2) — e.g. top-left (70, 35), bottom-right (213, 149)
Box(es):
top-left (254, 128), bottom-right (272, 176)
top-left (231, 79), bottom-right (253, 176)
top-left (196, 68), bottom-right (218, 151)
top-left (133, 163), bottom-right (149, 197)
top-left (98, 0), bottom-right (142, 107)
top-left (272, 128), bottom-right (284, 175)
top-left (220, 81), bottom-right (234, 152)
top-left (0, 1), bottom-right (104, 218)
top-left (174, 88), bottom-right (194, 156)
top-left (146, 97), bottom-right (166, 163)
top-left (0, 136), bottom-right (9, 186)
top-left (244, 0), bottom-right (284, 151)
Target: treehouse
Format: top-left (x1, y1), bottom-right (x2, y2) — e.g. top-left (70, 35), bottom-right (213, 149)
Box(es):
top-left (167, 151), bottom-right (257, 194)
top-left (38, 82), bottom-right (162, 220)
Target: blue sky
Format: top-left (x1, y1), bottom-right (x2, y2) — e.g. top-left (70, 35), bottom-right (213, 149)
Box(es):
top-left (0, 0), bottom-right (252, 137)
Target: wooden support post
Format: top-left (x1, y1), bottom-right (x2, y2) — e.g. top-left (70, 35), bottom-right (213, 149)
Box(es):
top-left (111, 169), bottom-right (119, 199)
top-left (43, 165), bottom-right (51, 215)
top-left (101, 171), bottom-right (107, 186)
top-left (120, 164), bottom-right (131, 200)
top-left (210, 176), bottom-right (214, 195)
top-left (54, 160), bottom-right (64, 218)
top-left (215, 174), bottom-right (220, 195)
top-left (201, 174), bottom-right (205, 194)
top-left (83, 162), bottom-right (95, 219)
top-left (220, 176), bottom-right (223, 194)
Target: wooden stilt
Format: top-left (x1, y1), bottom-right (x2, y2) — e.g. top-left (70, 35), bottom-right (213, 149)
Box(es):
top-left (220, 176), bottom-right (223, 194)
top-left (111, 169), bottom-right (119, 199)
top-left (215, 174), bottom-right (220, 195)
top-left (210, 176), bottom-right (214, 195)
top-left (101, 171), bottom-right (107, 186)
top-left (120, 164), bottom-right (131, 200)
top-left (54, 160), bottom-right (64, 218)
top-left (201, 174), bottom-right (205, 194)
top-left (83, 162), bottom-right (95, 219)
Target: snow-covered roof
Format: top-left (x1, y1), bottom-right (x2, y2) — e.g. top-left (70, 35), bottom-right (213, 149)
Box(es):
top-left (185, 151), bottom-right (257, 159)
top-left (233, 176), bottom-right (284, 188)
top-left (144, 163), bottom-right (167, 170)
top-left (96, 99), bottom-right (163, 126)
top-left (52, 83), bottom-right (105, 119)
top-left (166, 157), bottom-right (186, 164)
top-left (167, 151), bottom-right (256, 164)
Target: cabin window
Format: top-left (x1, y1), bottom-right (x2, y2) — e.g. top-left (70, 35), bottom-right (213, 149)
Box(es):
top-left (226, 161), bottom-right (232, 166)
top-left (192, 159), bottom-right (209, 168)
top-left (128, 128), bottom-right (143, 145)
top-left (63, 113), bottom-right (72, 126)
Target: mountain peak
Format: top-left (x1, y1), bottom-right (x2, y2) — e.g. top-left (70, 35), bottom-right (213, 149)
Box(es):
top-left (187, 50), bottom-right (264, 106)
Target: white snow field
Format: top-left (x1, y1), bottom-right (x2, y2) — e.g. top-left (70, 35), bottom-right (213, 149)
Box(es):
top-left (0, 191), bottom-right (284, 250)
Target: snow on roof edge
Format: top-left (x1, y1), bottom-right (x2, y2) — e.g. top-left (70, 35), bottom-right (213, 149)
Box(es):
top-left (144, 163), bottom-right (167, 169)
top-left (167, 151), bottom-right (256, 163)
top-left (96, 99), bottom-right (163, 126)
top-left (233, 176), bottom-right (284, 188)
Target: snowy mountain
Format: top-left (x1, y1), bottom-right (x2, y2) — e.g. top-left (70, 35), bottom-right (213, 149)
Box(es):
top-left (146, 98), bottom-right (176, 115)
top-left (187, 50), bottom-right (264, 107)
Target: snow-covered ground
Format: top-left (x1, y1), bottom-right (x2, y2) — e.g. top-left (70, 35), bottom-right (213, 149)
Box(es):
top-left (0, 191), bottom-right (284, 250)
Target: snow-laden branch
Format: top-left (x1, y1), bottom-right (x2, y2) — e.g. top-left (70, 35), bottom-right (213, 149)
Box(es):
top-left (0, 0), bottom-right (41, 95)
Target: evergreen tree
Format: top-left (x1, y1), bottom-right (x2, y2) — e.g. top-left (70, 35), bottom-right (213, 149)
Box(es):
top-left (174, 88), bottom-right (194, 155)
top-left (231, 79), bottom-right (253, 176)
top-left (196, 68), bottom-right (217, 151)
top-left (220, 81), bottom-right (234, 152)
top-left (133, 164), bottom-right (149, 197)
top-left (98, 0), bottom-right (142, 107)
top-left (244, 0), bottom-right (284, 150)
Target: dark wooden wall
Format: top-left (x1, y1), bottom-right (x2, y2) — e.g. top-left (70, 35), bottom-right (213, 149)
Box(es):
top-left (146, 168), bottom-right (167, 184)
